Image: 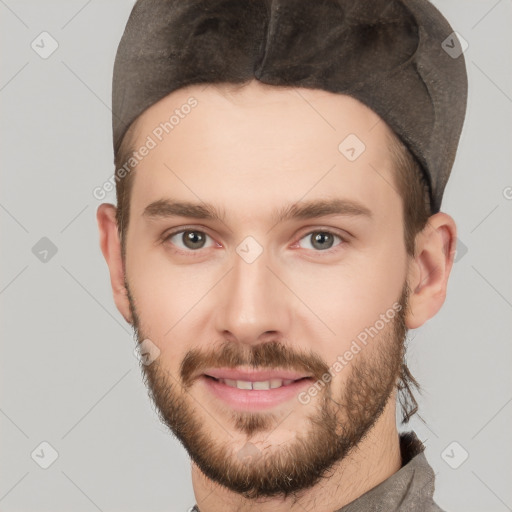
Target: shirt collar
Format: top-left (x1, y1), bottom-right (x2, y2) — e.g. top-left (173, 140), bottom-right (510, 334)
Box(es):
top-left (336, 430), bottom-right (442, 511)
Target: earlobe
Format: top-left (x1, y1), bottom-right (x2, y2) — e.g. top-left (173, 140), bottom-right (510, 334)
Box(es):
top-left (96, 203), bottom-right (133, 324)
top-left (405, 213), bottom-right (457, 329)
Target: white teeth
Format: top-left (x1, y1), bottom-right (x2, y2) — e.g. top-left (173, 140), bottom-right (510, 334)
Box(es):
top-left (252, 381), bottom-right (270, 390)
top-left (217, 378), bottom-right (297, 390)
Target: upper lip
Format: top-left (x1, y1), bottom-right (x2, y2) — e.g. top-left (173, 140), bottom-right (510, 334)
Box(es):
top-left (203, 368), bottom-right (313, 382)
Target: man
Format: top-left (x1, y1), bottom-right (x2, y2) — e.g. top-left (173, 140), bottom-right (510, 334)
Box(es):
top-left (97, 0), bottom-right (467, 510)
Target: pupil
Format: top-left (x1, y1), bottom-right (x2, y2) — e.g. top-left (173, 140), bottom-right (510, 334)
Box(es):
top-left (184, 231), bottom-right (205, 249)
top-left (312, 232), bottom-right (333, 250)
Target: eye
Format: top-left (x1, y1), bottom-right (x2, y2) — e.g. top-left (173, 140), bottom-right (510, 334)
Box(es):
top-left (297, 230), bottom-right (345, 252)
top-left (164, 229), bottom-right (217, 252)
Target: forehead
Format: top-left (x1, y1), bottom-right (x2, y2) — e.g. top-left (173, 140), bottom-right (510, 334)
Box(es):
top-left (126, 80), bottom-right (400, 223)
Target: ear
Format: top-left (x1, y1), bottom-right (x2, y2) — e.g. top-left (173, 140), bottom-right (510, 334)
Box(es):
top-left (96, 203), bottom-right (133, 324)
top-left (405, 212), bottom-right (457, 329)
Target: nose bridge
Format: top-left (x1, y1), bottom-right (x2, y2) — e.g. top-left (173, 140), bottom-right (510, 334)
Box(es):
top-left (214, 245), bottom-right (289, 344)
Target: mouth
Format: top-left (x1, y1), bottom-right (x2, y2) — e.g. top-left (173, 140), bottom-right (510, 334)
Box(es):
top-left (199, 368), bottom-right (315, 411)
top-left (203, 375), bottom-right (310, 390)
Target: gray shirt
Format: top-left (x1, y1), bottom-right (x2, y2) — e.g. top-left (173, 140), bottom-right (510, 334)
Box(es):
top-left (190, 430), bottom-right (445, 512)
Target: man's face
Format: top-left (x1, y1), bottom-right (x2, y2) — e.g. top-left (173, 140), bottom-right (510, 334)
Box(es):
top-left (122, 81), bottom-right (410, 498)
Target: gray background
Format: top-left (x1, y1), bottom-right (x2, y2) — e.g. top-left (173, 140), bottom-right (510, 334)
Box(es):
top-left (1, 1), bottom-right (511, 511)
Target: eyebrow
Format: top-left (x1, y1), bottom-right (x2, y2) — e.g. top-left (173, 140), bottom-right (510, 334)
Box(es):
top-left (142, 197), bottom-right (372, 224)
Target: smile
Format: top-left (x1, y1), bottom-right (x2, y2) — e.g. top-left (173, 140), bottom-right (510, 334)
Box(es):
top-left (210, 377), bottom-right (299, 390)
top-left (200, 372), bottom-right (314, 411)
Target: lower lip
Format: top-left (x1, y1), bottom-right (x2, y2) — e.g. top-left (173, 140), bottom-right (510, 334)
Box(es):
top-left (200, 376), bottom-right (313, 411)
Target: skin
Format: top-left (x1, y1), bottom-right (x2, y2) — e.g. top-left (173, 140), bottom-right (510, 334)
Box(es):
top-left (97, 80), bottom-right (456, 511)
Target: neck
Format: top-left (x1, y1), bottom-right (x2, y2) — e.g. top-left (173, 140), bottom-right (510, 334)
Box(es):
top-left (190, 398), bottom-right (401, 512)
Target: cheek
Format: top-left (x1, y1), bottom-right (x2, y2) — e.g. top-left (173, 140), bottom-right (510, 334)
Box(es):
top-left (298, 271), bottom-right (405, 392)
top-left (125, 242), bottom-right (232, 372)
top-left (286, 244), bottom-right (407, 349)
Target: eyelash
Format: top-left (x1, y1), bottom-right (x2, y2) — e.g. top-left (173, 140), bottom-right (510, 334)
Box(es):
top-left (161, 226), bottom-right (347, 256)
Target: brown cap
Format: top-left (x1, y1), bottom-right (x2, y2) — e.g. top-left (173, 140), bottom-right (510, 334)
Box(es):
top-left (112, 0), bottom-right (468, 212)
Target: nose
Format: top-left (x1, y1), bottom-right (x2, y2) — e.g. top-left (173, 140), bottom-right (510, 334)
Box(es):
top-left (213, 246), bottom-right (292, 346)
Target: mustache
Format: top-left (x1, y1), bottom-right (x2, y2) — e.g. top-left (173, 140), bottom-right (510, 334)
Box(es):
top-left (180, 340), bottom-right (330, 388)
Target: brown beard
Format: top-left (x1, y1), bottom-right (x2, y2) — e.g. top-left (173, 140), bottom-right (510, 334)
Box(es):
top-left (127, 281), bottom-right (408, 499)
